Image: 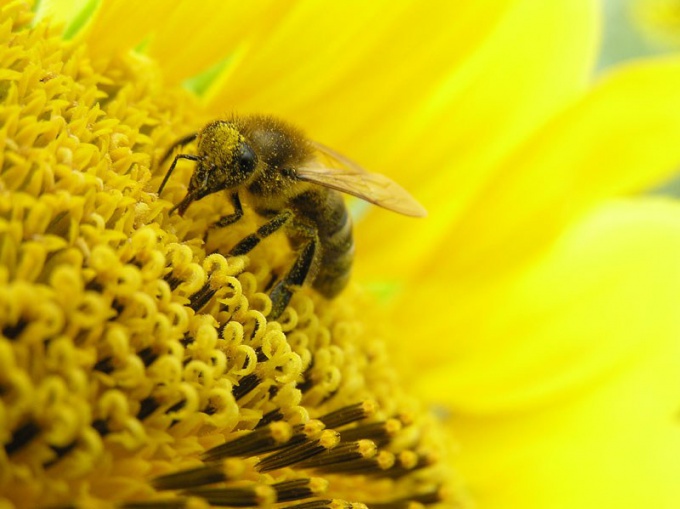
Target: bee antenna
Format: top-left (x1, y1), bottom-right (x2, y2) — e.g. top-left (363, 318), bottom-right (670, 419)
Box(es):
top-left (157, 153), bottom-right (200, 195)
top-left (157, 166), bottom-right (176, 195)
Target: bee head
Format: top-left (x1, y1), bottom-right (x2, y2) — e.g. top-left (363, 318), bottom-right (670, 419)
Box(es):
top-left (175, 121), bottom-right (258, 215)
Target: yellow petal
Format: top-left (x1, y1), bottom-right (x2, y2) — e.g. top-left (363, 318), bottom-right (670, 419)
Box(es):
top-left (76, 0), bottom-right (277, 83)
top-left (37, 0), bottom-right (90, 26)
top-left (411, 198), bottom-right (680, 409)
top-left (143, 0), bottom-right (284, 84)
top-left (442, 57), bottom-right (680, 283)
top-left (454, 360), bottom-right (680, 509)
top-left (410, 198), bottom-right (680, 508)
top-left (347, 0), bottom-right (599, 284)
top-left (71, 1), bottom-right (161, 52)
top-left (208, 0), bottom-right (597, 167)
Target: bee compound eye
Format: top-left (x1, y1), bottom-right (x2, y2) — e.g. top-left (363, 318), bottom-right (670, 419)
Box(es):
top-left (237, 142), bottom-right (257, 174)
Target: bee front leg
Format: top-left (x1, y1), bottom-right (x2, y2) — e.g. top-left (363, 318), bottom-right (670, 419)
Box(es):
top-left (213, 193), bottom-right (244, 228)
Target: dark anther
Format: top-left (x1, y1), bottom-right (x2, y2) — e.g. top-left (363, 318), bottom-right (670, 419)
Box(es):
top-left (5, 421), bottom-right (41, 455)
top-left (164, 274), bottom-right (182, 291)
top-left (181, 486), bottom-right (262, 507)
top-left (273, 478), bottom-right (315, 503)
top-left (189, 284), bottom-right (216, 312)
top-left (277, 501), bottom-right (334, 509)
top-left (136, 397), bottom-right (161, 420)
top-left (256, 347), bottom-right (268, 363)
top-left (137, 346), bottom-right (158, 367)
top-left (121, 500), bottom-right (189, 509)
top-left (44, 441), bottom-right (78, 467)
top-left (93, 356), bottom-right (114, 374)
top-left (153, 465), bottom-right (227, 491)
top-left (2, 318), bottom-right (28, 339)
top-left (317, 401), bottom-right (376, 429)
top-left (231, 373), bottom-right (261, 400)
top-left (179, 333), bottom-right (194, 347)
top-left (91, 419), bottom-right (110, 436)
top-left (256, 409), bottom-right (284, 428)
top-left (111, 298), bottom-right (124, 315)
top-left (202, 422), bottom-right (293, 461)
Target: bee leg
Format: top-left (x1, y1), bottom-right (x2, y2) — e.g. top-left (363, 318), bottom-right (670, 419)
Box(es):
top-left (229, 210), bottom-right (294, 256)
top-left (158, 153), bottom-right (199, 195)
top-left (268, 236), bottom-right (318, 319)
top-left (213, 193), bottom-right (244, 228)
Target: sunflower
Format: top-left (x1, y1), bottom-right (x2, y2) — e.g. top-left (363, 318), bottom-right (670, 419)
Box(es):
top-left (3, 1), bottom-right (680, 509)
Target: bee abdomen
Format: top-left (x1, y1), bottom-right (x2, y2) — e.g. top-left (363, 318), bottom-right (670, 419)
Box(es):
top-left (290, 189), bottom-right (354, 299)
top-left (311, 195), bottom-right (354, 298)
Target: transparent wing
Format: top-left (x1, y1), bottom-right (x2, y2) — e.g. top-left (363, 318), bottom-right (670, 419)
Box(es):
top-left (297, 143), bottom-right (427, 217)
top-left (309, 140), bottom-right (369, 174)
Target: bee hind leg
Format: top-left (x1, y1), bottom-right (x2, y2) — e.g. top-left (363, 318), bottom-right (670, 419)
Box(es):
top-left (227, 211), bottom-right (318, 319)
top-left (269, 237), bottom-right (318, 320)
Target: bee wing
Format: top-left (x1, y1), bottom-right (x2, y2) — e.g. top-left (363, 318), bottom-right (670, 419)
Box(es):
top-left (309, 140), bottom-right (370, 174)
top-left (298, 142), bottom-right (427, 217)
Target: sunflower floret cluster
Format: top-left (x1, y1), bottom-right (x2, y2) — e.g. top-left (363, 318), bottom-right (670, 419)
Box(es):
top-left (0, 4), bottom-right (460, 508)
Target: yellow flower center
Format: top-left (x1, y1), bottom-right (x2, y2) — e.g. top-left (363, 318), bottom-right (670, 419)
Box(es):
top-left (0, 3), bottom-right (463, 507)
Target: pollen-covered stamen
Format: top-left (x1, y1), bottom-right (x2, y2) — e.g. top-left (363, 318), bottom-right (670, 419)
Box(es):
top-left (282, 498), bottom-right (368, 509)
top-left (121, 499), bottom-right (191, 509)
top-left (367, 486), bottom-right (446, 509)
top-left (183, 483), bottom-right (276, 507)
top-left (365, 502), bottom-right (424, 509)
top-left (313, 450), bottom-right (396, 475)
top-left (272, 477), bottom-right (329, 503)
top-left (257, 429), bottom-right (341, 472)
top-left (294, 439), bottom-right (377, 470)
top-left (338, 418), bottom-right (402, 445)
top-left (279, 500), bottom-right (368, 509)
top-left (202, 421), bottom-right (293, 461)
top-left (153, 458), bottom-right (246, 490)
top-left (316, 401), bottom-right (377, 429)
top-left (372, 450), bottom-right (437, 479)
top-left (180, 479), bottom-right (326, 507)
top-left (279, 501), bottom-right (334, 509)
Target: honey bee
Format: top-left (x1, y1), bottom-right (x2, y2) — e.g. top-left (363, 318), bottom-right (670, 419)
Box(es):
top-left (158, 115), bottom-right (426, 319)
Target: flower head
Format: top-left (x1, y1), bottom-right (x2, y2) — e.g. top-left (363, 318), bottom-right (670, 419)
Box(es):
top-left (5, 1), bottom-right (680, 509)
top-left (0, 3), bottom-right (463, 507)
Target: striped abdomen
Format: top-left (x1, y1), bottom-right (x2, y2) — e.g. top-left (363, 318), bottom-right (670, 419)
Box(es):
top-left (290, 188), bottom-right (354, 298)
